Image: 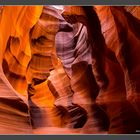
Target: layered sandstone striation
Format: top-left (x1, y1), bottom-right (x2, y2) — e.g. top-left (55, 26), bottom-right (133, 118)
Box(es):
top-left (0, 6), bottom-right (140, 134)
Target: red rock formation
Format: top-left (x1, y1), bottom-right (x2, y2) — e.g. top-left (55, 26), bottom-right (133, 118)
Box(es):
top-left (0, 6), bottom-right (140, 134)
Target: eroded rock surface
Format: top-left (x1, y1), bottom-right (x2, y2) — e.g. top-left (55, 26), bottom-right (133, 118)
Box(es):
top-left (0, 6), bottom-right (140, 134)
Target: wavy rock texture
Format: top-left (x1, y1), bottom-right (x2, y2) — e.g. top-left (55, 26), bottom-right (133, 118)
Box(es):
top-left (0, 69), bottom-right (32, 134)
top-left (95, 6), bottom-right (140, 133)
top-left (0, 6), bottom-right (140, 134)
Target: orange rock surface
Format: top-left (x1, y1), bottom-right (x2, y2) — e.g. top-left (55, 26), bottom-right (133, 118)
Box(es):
top-left (0, 6), bottom-right (140, 134)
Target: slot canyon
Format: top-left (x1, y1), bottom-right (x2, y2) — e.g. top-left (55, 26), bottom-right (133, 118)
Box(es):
top-left (0, 6), bottom-right (140, 134)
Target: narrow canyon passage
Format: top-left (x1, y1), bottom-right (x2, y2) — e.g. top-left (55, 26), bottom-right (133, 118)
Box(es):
top-left (0, 6), bottom-right (140, 134)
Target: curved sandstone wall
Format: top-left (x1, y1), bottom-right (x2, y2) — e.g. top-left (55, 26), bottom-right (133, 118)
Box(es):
top-left (0, 6), bottom-right (140, 134)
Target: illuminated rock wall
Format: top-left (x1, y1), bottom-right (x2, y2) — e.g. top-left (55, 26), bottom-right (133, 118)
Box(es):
top-left (0, 6), bottom-right (140, 134)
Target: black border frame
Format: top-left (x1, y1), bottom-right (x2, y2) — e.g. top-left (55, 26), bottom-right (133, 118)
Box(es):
top-left (0, 0), bottom-right (140, 5)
